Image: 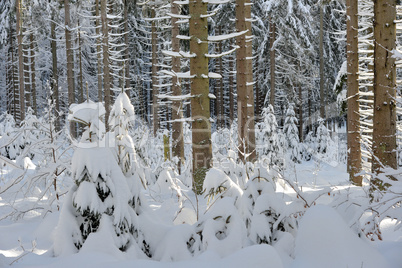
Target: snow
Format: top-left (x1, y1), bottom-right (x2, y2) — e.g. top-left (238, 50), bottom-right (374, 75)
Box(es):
top-left (207, 30), bottom-right (248, 42)
top-left (293, 205), bottom-right (390, 268)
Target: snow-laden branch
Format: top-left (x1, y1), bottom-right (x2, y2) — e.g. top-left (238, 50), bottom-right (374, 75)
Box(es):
top-left (167, 13), bottom-right (191, 19)
top-left (158, 93), bottom-right (194, 100)
top-left (160, 70), bottom-right (196, 78)
top-left (205, 45), bottom-right (239, 58)
top-left (162, 50), bottom-right (196, 58)
top-left (203, 0), bottom-right (231, 4)
top-left (207, 30), bottom-right (248, 42)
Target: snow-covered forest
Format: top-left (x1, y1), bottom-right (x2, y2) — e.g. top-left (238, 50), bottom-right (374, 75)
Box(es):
top-left (0, 0), bottom-right (402, 267)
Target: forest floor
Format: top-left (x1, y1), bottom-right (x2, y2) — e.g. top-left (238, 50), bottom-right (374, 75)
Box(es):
top-left (1, 160), bottom-right (402, 268)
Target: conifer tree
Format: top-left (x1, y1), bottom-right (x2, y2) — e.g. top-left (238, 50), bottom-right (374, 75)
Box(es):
top-left (283, 104), bottom-right (300, 163)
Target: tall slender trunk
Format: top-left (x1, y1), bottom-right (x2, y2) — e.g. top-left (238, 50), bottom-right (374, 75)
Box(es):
top-left (30, 34), bottom-right (37, 114)
top-left (24, 42), bottom-right (31, 109)
top-left (124, 0), bottom-right (130, 96)
top-left (298, 84), bottom-right (303, 142)
top-left (65, 0), bottom-right (76, 136)
top-left (151, 7), bottom-right (159, 136)
top-left (16, 0), bottom-right (25, 122)
top-left (346, 0), bottom-right (362, 185)
top-left (101, 0), bottom-right (111, 129)
top-left (236, 0), bottom-right (256, 162)
top-left (190, 0), bottom-right (212, 194)
top-left (9, 27), bottom-right (17, 119)
top-left (269, 17), bottom-right (276, 108)
top-left (372, 0), bottom-right (397, 181)
top-left (78, 19), bottom-right (84, 103)
top-left (319, 4), bottom-right (325, 119)
top-left (171, 0), bottom-right (184, 172)
top-left (51, 15), bottom-right (60, 130)
top-left (229, 51), bottom-right (234, 123)
top-left (96, 0), bottom-right (103, 102)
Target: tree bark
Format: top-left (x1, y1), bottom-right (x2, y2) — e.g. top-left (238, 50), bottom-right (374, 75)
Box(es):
top-left (96, 0), bottom-right (103, 102)
top-left (190, 0), bottom-right (212, 194)
top-left (346, 0), bottom-right (362, 186)
top-left (101, 0), bottom-right (111, 130)
top-left (16, 0), bottom-right (25, 122)
top-left (65, 0), bottom-right (76, 135)
top-left (51, 15), bottom-right (60, 130)
top-left (171, 0), bottom-right (184, 172)
top-left (236, 0), bottom-right (256, 162)
top-left (124, 0), bottom-right (130, 96)
top-left (30, 34), bottom-right (37, 114)
top-left (269, 17), bottom-right (276, 108)
top-left (298, 84), bottom-right (303, 142)
top-left (229, 51), bottom-right (234, 123)
top-left (372, 0), bottom-right (397, 179)
top-left (78, 19), bottom-right (84, 103)
top-left (319, 4), bottom-right (325, 120)
top-left (151, 7), bottom-right (159, 136)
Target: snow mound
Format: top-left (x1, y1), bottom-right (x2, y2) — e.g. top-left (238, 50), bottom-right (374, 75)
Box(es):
top-left (293, 205), bottom-right (390, 268)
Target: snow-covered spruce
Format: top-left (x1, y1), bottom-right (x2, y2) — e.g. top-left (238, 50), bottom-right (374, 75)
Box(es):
top-left (258, 104), bottom-right (283, 169)
top-left (316, 117), bottom-right (329, 155)
top-left (283, 104), bottom-right (300, 163)
top-left (54, 100), bottom-right (147, 255)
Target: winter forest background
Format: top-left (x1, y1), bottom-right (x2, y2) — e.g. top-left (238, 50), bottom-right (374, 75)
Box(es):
top-left (0, 0), bottom-right (402, 267)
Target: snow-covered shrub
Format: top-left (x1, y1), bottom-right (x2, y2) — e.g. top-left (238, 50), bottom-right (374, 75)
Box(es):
top-left (316, 118), bottom-right (329, 154)
top-left (283, 104), bottom-right (300, 163)
top-left (203, 167), bottom-right (243, 205)
top-left (0, 112), bottom-right (21, 159)
top-left (55, 100), bottom-right (145, 255)
top-left (195, 197), bottom-right (247, 257)
top-left (259, 105), bottom-right (283, 168)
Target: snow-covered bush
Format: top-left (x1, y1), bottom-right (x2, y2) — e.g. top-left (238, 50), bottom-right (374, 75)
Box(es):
top-left (316, 118), bottom-right (329, 154)
top-left (258, 105), bottom-right (283, 168)
top-left (283, 104), bottom-right (300, 163)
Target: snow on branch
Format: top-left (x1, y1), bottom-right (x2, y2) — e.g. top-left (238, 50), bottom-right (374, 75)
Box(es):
top-left (203, 0), bottom-right (231, 4)
top-left (167, 13), bottom-right (191, 19)
top-left (205, 45), bottom-right (239, 58)
top-left (162, 50), bottom-right (196, 58)
top-left (159, 70), bottom-right (196, 78)
top-left (158, 93), bottom-right (194, 100)
top-left (207, 30), bottom-right (248, 42)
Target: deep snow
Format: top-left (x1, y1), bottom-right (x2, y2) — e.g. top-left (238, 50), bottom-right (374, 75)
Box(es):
top-left (1, 160), bottom-right (402, 268)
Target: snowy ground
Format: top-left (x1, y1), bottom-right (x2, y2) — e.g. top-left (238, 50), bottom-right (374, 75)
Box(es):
top-left (1, 160), bottom-right (402, 268)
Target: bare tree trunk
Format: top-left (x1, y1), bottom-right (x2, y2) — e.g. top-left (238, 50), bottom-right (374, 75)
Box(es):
top-left (298, 84), bottom-right (303, 142)
top-left (24, 42), bottom-right (31, 109)
top-left (101, 0), bottom-right (111, 130)
top-left (229, 51), bottom-right (234, 123)
top-left (16, 0), bottom-right (25, 122)
top-left (190, 0), bottom-right (212, 194)
top-left (65, 0), bottom-right (76, 136)
top-left (30, 34), bottom-right (37, 114)
top-left (51, 16), bottom-right (60, 130)
top-left (78, 19), bottom-right (84, 103)
top-left (151, 7), bottom-right (159, 136)
top-left (124, 0), bottom-right (130, 96)
top-left (319, 4), bottom-right (325, 120)
top-left (269, 17), bottom-right (276, 108)
top-left (236, 0), bottom-right (256, 162)
top-left (372, 0), bottom-right (397, 183)
top-left (346, 0), bottom-right (362, 186)
top-left (171, 0), bottom-right (184, 172)
top-left (216, 26), bottom-right (224, 128)
top-left (96, 0), bottom-right (103, 102)
top-left (9, 27), bottom-right (17, 119)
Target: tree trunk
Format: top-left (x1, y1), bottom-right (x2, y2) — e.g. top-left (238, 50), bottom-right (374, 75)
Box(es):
top-left (96, 0), bottom-right (103, 102)
top-left (101, 0), bottom-right (111, 130)
top-left (51, 16), bottom-right (60, 130)
top-left (30, 34), bottom-right (37, 114)
top-left (269, 17), bottom-right (276, 108)
top-left (65, 0), bottom-right (76, 136)
top-left (9, 27), bottom-right (17, 119)
top-left (372, 0), bottom-right (397, 181)
top-left (171, 0), bottom-right (184, 172)
top-left (24, 42), bottom-right (31, 109)
top-left (124, 0), bottom-right (130, 96)
top-left (229, 51), bottom-right (234, 123)
top-left (346, 0), bottom-right (363, 186)
top-left (190, 0), bottom-right (212, 194)
top-left (236, 0), bottom-right (256, 162)
top-left (151, 7), bottom-right (159, 136)
top-left (298, 84), bottom-right (303, 142)
top-left (78, 19), bottom-right (84, 103)
top-left (16, 0), bottom-right (25, 122)
top-left (216, 26), bottom-right (224, 128)
top-left (319, 4), bottom-right (325, 120)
